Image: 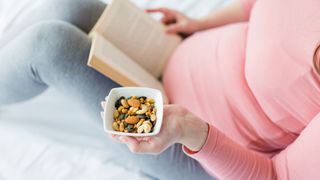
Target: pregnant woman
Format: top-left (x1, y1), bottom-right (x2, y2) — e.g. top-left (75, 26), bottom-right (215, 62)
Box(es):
top-left (1, 0), bottom-right (320, 179)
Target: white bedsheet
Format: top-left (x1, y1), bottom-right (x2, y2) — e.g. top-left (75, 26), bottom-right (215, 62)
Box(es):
top-left (0, 0), bottom-right (230, 179)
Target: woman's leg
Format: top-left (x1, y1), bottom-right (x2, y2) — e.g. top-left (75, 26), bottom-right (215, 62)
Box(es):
top-left (0, 21), bottom-right (213, 179)
top-left (103, 140), bottom-right (214, 180)
top-left (0, 0), bottom-right (105, 48)
top-left (0, 20), bottom-right (118, 119)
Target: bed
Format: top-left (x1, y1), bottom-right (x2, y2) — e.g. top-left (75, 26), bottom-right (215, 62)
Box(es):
top-left (0, 0), bottom-right (229, 179)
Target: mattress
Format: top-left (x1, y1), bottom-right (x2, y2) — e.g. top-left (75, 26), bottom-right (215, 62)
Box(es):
top-left (0, 0), bottom-right (230, 179)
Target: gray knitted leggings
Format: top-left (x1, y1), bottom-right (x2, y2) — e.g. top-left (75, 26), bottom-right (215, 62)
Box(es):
top-left (0, 0), bottom-right (213, 179)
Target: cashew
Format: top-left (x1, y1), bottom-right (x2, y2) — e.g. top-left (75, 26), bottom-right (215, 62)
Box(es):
top-left (136, 119), bottom-right (145, 127)
top-left (136, 104), bottom-right (148, 114)
top-left (137, 125), bottom-right (144, 133)
top-left (143, 121), bottom-right (152, 128)
top-left (121, 99), bottom-right (129, 108)
top-left (150, 114), bottom-right (157, 121)
top-left (143, 124), bottom-right (152, 133)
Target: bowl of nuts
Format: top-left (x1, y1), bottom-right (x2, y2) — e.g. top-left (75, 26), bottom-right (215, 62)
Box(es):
top-left (103, 87), bottom-right (163, 137)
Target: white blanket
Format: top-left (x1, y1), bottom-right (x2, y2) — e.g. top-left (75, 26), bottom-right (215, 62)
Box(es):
top-left (0, 0), bottom-right (229, 179)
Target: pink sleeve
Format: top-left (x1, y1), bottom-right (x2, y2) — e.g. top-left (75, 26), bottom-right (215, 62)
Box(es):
top-left (184, 113), bottom-right (320, 179)
top-left (239, 0), bottom-right (257, 20)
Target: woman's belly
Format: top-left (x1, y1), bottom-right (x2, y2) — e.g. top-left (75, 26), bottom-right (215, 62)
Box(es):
top-left (163, 23), bottom-right (297, 155)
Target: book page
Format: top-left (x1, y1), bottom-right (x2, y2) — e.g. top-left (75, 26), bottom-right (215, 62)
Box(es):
top-left (88, 34), bottom-right (168, 101)
top-left (91, 0), bottom-right (181, 78)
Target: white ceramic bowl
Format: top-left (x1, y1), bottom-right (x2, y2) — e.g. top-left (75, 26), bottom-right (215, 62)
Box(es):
top-left (103, 87), bottom-right (163, 137)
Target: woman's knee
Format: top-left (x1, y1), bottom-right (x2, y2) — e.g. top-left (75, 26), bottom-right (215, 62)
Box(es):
top-left (21, 21), bottom-right (91, 71)
top-left (30, 0), bottom-right (106, 33)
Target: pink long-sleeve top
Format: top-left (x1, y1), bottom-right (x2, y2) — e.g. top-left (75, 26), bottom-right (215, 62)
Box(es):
top-left (162, 0), bottom-right (320, 179)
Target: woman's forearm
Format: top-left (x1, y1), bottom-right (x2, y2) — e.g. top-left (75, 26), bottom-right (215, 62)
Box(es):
top-left (195, 0), bottom-right (247, 31)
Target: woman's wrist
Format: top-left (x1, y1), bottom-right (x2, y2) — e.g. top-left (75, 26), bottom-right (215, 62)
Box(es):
top-left (177, 113), bottom-right (209, 152)
top-left (193, 18), bottom-right (211, 32)
top-left (188, 18), bottom-right (206, 33)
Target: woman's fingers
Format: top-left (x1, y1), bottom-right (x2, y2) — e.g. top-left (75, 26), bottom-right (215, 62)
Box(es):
top-left (161, 15), bottom-right (177, 25)
top-left (147, 8), bottom-right (175, 22)
top-left (119, 136), bottom-right (141, 152)
top-left (117, 136), bottom-right (163, 154)
top-left (110, 134), bottom-right (122, 142)
top-left (146, 8), bottom-right (177, 23)
top-left (146, 8), bottom-right (170, 15)
top-left (136, 137), bottom-right (151, 141)
top-left (166, 23), bottom-right (185, 34)
top-left (101, 101), bottom-right (106, 109)
top-left (101, 96), bottom-right (109, 109)
top-left (100, 111), bottom-right (104, 119)
top-left (146, 8), bottom-right (191, 35)
top-left (100, 98), bottom-right (108, 120)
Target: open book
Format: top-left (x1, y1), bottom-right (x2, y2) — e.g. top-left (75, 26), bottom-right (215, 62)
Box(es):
top-left (87, 0), bottom-right (182, 100)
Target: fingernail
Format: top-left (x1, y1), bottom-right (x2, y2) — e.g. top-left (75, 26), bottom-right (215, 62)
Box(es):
top-left (101, 102), bottom-right (106, 109)
top-left (119, 137), bottom-right (127, 143)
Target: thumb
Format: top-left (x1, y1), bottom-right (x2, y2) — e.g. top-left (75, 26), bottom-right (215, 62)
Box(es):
top-left (166, 23), bottom-right (185, 34)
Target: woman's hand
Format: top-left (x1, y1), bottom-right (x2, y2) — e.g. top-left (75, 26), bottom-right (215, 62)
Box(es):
top-left (146, 8), bottom-right (202, 35)
top-left (104, 104), bottom-right (209, 155)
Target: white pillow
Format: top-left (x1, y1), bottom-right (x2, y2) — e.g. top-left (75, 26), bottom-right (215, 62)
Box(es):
top-left (0, 0), bottom-right (42, 37)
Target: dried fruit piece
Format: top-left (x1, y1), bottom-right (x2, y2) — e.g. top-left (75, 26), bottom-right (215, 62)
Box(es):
top-left (138, 96), bottom-right (147, 100)
top-left (115, 96), bottom-right (125, 108)
top-left (137, 114), bottom-right (147, 119)
top-left (127, 124), bottom-right (134, 132)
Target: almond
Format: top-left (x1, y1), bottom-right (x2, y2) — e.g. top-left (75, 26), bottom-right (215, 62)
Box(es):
top-left (125, 116), bottom-right (139, 124)
top-left (127, 99), bottom-right (141, 108)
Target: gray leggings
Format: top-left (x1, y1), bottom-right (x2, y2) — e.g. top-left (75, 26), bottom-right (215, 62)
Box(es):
top-left (0, 0), bottom-right (213, 179)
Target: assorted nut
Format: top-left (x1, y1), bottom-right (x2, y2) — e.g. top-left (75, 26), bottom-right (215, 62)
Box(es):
top-left (112, 96), bottom-right (157, 134)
